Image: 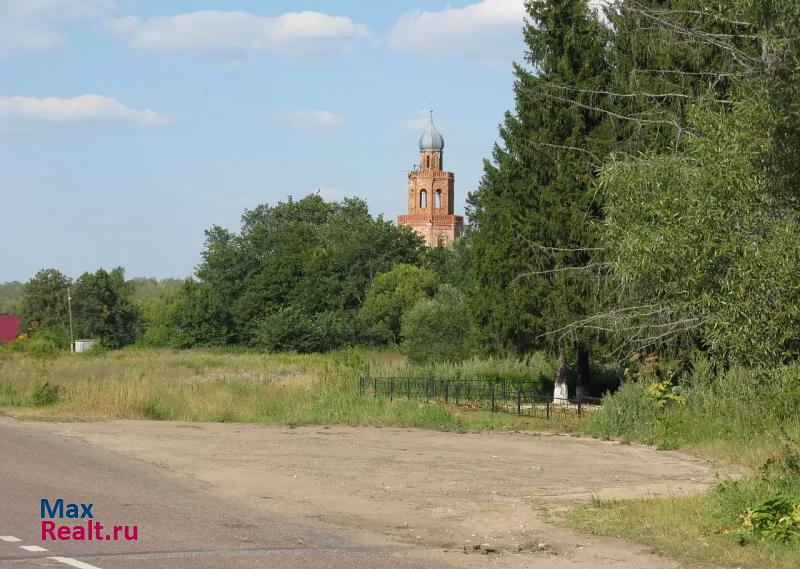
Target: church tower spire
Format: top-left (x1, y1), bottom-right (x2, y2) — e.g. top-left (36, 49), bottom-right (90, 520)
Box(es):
top-left (398, 106), bottom-right (463, 246)
top-left (418, 108), bottom-right (444, 171)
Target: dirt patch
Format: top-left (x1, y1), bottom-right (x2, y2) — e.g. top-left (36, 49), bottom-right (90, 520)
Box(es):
top-left (26, 420), bottom-right (728, 568)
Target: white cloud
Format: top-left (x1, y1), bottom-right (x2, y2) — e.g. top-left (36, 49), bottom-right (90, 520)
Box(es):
top-left (0, 95), bottom-right (168, 126)
top-left (108, 10), bottom-right (368, 57)
top-left (0, 0), bottom-right (114, 57)
top-left (390, 0), bottom-right (525, 60)
top-left (271, 110), bottom-right (343, 128)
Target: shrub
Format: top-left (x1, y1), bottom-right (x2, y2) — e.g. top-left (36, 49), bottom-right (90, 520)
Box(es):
top-left (25, 335), bottom-right (61, 360)
top-left (736, 494), bottom-right (800, 543)
top-left (588, 381), bottom-right (662, 443)
top-left (32, 382), bottom-right (61, 406)
top-left (400, 285), bottom-right (474, 364)
top-left (586, 361), bottom-right (800, 450)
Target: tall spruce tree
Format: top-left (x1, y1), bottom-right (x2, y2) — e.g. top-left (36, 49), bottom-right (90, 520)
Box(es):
top-left (468, 0), bottom-right (612, 400)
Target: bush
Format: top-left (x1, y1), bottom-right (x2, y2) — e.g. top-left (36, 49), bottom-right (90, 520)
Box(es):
top-left (736, 494), bottom-right (800, 543)
top-left (586, 362), bottom-right (800, 450)
top-left (83, 343), bottom-right (108, 358)
top-left (256, 307), bottom-right (354, 353)
top-left (588, 381), bottom-right (662, 443)
top-left (25, 335), bottom-right (62, 360)
top-left (400, 285), bottom-right (474, 364)
top-left (32, 382), bottom-right (61, 406)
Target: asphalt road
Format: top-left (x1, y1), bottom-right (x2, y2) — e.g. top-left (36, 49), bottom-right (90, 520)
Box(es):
top-left (0, 420), bottom-right (449, 569)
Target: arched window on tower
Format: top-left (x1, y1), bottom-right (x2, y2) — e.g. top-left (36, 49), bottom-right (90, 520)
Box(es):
top-left (420, 190), bottom-right (427, 209)
top-left (426, 155), bottom-right (430, 169)
top-left (435, 189), bottom-right (442, 210)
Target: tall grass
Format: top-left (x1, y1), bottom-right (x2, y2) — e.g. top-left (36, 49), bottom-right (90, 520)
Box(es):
top-left (570, 361), bottom-right (800, 568)
top-left (585, 361), bottom-right (800, 466)
top-left (0, 347), bottom-right (557, 430)
top-left (363, 349), bottom-right (554, 386)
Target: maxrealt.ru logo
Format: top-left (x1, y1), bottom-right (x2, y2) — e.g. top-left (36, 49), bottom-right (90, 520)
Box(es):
top-left (40, 499), bottom-right (139, 541)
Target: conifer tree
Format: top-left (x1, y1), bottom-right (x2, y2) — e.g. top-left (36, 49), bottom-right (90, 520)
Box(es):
top-left (468, 0), bottom-right (612, 399)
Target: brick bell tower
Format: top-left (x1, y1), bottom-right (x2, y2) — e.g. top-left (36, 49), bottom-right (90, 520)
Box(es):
top-left (397, 109), bottom-right (463, 246)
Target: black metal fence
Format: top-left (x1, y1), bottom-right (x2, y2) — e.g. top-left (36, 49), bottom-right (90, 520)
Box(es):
top-left (359, 375), bottom-right (602, 420)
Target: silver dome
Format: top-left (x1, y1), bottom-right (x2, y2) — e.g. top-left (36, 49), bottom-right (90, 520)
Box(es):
top-left (419, 111), bottom-right (444, 151)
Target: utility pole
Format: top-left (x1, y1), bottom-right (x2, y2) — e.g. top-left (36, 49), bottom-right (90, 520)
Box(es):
top-left (67, 287), bottom-right (74, 352)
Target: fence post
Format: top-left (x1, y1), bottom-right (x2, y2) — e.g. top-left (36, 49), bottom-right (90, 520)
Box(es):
top-left (390, 378), bottom-right (394, 401)
top-left (407, 378), bottom-right (411, 399)
top-left (359, 373), bottom-right (364, 394)
top-left (546, 401), bottom-right (550, 420)
top-left (517, 389), bottom-right (521, 415)
top-left (577, 394), bottom-right (582, 417)
top-left (455, 383), bottom-right (461, 405)
top-left (444, 380), bottom-right (449, 403)
top-left (491, 384), bottom-right (496, 412)
top-left (373, 376), bottom-right (377, 398)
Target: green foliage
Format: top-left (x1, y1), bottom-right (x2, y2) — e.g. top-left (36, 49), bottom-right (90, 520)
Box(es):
top-left (588, 381), bottom-right (661, 443)
top-left (196, 194), bottom-right (425, 351)
top-left (589, 0), bottom-right (800, 365)
top-left (736, 495), bottom-right (800, 544)
top-left (623, 353), bottom-right (685, 408)
top-left (468, 0), bottom-right (610, 360)
top-left (0, 281), bottom-right (24, 314)
top-left (82, 342), bottom-right (109, 358)
top-left (129, 277), bottom-right (183, 303)
top-left (401, 285), bottom-right (474, 364)
top-left (422, 236), bottom-right (472, 292)
top-left (19, 269), bottom-right (71, 335)
top-left (587, 362), bottom-right (800, 452)
top-left (31, 382), bottom-right (61, 406)
top-left (72, 267), bottom-right (142, 349)
top-left (358, 264), bottom-right (439, 345)
top-left (600, 102), bottom-right (800, 365)
top-left (255, 306), bottom-right (354, 353)
top-left (25, 336), bottom-right (61, 360)
top-left (137, 291), bottom-right (178, 347)
top-left (168, 280), bottom-right (232, 348)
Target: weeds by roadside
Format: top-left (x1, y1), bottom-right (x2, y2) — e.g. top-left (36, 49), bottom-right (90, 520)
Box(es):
top-left (0, 347), bottom-right (563, 432)
top-left (567, 361), bottom-right (800, 568)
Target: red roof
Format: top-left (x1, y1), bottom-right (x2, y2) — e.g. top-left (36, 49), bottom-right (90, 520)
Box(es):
top-left (0, 315), bottom-right (21, 343)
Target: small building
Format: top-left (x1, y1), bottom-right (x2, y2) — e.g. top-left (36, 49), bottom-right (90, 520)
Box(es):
top-left (0, 315), bottom-right (22, 344)
top-left (73, 339), bottom-right (98, 353)
top-left (397, 109), bottom-right (464, 246)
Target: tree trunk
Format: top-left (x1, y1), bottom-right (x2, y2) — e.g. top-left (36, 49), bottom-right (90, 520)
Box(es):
top-left (576, 342), bottom-right (590, 402)
top-left (553, 345), bottom-right (568, 403)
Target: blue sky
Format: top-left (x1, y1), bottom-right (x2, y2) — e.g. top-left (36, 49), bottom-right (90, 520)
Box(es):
top-left (0, 0), bottom-right (526, 282)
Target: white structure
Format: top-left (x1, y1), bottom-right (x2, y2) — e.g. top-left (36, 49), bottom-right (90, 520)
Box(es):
top-left (73, 339), bottom-right (98, 353)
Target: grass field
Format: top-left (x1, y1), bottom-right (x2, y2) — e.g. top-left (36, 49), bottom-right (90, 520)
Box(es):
top-left (0, 346), bottom-right (564, 431)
